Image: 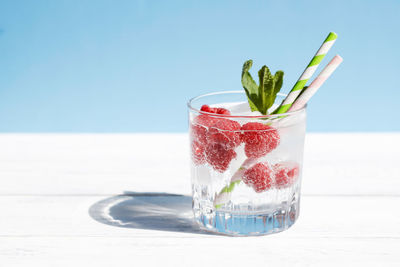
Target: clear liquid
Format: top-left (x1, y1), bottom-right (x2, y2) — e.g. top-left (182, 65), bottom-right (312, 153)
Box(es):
top-left (192, 174), bottom-right (301, 235)
top-left (190, 102), bottom-right (306, 236)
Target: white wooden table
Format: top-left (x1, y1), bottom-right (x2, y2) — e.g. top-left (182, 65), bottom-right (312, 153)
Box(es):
top-left (1, 133), bottom-right (399, 266)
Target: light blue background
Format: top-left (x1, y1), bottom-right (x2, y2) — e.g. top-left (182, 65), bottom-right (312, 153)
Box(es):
top-left (0, 0), bottom-right (399, 132)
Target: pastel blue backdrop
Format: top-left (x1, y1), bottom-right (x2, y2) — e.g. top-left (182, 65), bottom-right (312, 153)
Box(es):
top-left (0, 0), bottom-right (399, 132)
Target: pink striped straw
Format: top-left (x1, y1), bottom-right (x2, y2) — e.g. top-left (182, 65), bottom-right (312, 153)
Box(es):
top-left (289, 55), bottom-right (343, 112)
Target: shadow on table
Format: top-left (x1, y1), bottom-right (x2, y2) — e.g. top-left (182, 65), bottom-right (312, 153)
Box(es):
top-left (88, 191), bottom-right (211, 235)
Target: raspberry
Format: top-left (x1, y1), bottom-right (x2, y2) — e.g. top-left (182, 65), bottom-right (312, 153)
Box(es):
top-left (191, 114), bottom-right (217, 145)
top-left (241, 122), bottom-right (280, 158)
top-left (190, 114), bottom-right (216, 166)
top-left (242, 163), bottom-right (273, 193)
top-left (287, 167), bottom-right (299, 178)
top-left (205, 143), bottom-right (237, 172)
top-left (200, 104), bottom-right (217, 113)
top-left (216, 108), bottom-right (230, 115)
top-left (273, 162), bottom-right (299, 188)
top-left (207, 118), bottom-right (241, 149)
top-left (194, 114), bottom-right (217, 128)
top-left (191, 140), bottom-right (205, 165)
top-left (190, 106), bottom-right (235, 170)
top-left (200, 105), bottom-right (230, 115)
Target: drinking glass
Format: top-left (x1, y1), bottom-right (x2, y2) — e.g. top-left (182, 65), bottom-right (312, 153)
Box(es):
top-left (188, 91), bottom-right (307, 236)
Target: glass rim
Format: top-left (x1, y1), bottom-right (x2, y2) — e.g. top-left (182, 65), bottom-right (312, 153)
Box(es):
top-left (187, 90), bottom-right (307, 119)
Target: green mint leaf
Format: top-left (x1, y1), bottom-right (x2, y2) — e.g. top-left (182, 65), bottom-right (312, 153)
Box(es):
top-left (241, 60), bottom-right (261, 112)
top-left (247, 96), bottom-right (259, 112)
top-left (269, 70), bottom-right (284, 109)
top-left (241, 60), bottom-right (284, 115)
top-left (273, 71), bottom-right (284, 96)
top-left (258, 66), bottom-right (275, 114)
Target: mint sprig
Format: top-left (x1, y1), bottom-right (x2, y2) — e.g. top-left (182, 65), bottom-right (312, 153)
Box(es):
top-left (241, 60), bottom-right (284, 115)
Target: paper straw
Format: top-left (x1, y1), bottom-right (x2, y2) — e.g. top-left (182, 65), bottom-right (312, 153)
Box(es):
top-left (214, 33), bottom-right (340, 209)
top-left (214, 158), bottom-right (257, 208)
top-left (273, 32), bottom-right (338, 114)
top-left (289, 55), bottom-right (343, 111)
top-left (213, 54), bottom-right (342, 209)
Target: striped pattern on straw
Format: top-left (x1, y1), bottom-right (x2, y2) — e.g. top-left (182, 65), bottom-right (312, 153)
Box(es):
top-left (273, 32), bottom-right (338, 114)
top-left (289, 55), bottom-right (343, 111)
top-left (213, 55), bottom-right (343, 209)
top-left (214, 158), bottom-right (257, 208)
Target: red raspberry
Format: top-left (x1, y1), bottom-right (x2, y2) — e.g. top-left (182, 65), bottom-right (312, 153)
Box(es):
top-left (194, 114), bottom-right (217, 127)
top-left (200, 104), bottom-right (217, 113)
top-left (191, 114), bottom-right (217, 145)
top-left (216, 108), bottom-right (231, 115)
top-left (200, 105), bottom-right (230, 115)
top-left (273, 162), bottom-right (299, 188)
top-left (191, 140), bottom-right (205, 165)
top-left (242, 163), bottom-right (273, 193)
top-left (190, 106), bottom-right (235, 170)
top-left (207, 118), bottom-right (241, 149)
top-left (205, 143), bottom-right (237, 172)
top-left (287, 167), bottom-right (299, 178)
top-left (241, 122), bottom-right (280, 158)
top-left (190, 115), bottom-right (216, 166)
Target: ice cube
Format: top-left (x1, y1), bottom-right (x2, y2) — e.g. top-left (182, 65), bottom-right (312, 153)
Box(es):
top-left (212, 102), bottom-right (262, 116)
top-left (193, 165), bottom-right (212, 185)
top-left (226, 102), bottom-right (251, 115)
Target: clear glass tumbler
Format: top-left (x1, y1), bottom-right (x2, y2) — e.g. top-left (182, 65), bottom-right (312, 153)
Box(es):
top-left (188, 91), bottom-right (307, 236)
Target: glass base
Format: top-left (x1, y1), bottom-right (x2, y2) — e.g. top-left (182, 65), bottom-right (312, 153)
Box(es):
top-left (193, 203), bottom-right (299, 236)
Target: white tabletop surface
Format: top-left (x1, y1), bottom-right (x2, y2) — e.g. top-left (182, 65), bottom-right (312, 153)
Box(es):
top-left (1, 133), bottom-right (399, 266)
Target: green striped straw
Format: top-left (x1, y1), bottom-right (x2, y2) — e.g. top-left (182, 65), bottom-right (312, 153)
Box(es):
top-left (272, 32), bottom-right (338, 114)
top-left (214, 158), bottom-right (257, 208)
top-left (214, 32), bottom-right (338, 209)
